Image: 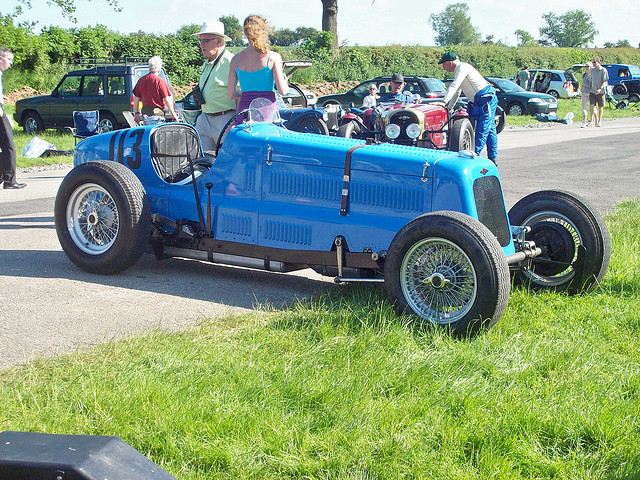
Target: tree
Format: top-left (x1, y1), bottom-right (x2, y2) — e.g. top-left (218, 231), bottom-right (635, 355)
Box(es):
top-left (515, 29), bottom-right (536, 47)
top-left (538, 10), bottom-right (597, 48)
top-left (321, 0), bottom-right (338, 50)
top-left (219, 15), bottom-right (242, 47)
top-left (16, 0), bottom-right (121, 23)
top-left (429, 3), bottom-right (481, 46)
top-left (271, 26), bottom-right (320, 47)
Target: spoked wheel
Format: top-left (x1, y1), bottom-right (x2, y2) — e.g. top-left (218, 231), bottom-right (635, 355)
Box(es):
top-left (508, 190), bottom-right (610, 293)
top-left (295, 116), bottom-right (330, 135)
top-left (385, 211), bottom-right (510, 336)
top-left (55, 161), bottom-right (151, 274)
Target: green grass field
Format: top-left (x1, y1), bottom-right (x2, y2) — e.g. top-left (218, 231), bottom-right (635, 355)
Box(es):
top-left (1, 200), bottom-right (639, 479)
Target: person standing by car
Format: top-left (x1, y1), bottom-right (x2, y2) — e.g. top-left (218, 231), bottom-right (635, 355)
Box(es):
top-left (131, 56), bottom-right (178, 124)
top-left (378, 73), bottom-right (405, 102)
top-left (581, 62), bottom-right (593, 127)
top-left (361, 84), bottom-right (379, 107)
top-left (227, 15), bottom-right (288, 123)
top-left (438, 51), bottom-right (498, 165)
top-left (590, 57), bottom-right (609, 128)
top-left (194, 21), bottom-right (237, 152)
top-left (518, 66), bottom-right (530, 90)
top-left (0, 47), bottom-right (25, 189)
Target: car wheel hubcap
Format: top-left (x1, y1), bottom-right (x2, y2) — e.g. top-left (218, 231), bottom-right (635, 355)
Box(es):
top-left (400, 238), bottom-right (477, 324)
top-left (66, 183), bottom-right (119, 255)
top-left (521, 210), bottom-right (582, 286)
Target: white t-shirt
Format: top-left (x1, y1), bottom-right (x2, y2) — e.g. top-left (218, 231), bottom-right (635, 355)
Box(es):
top-left (362, 94), bottom-right (378, 107)
top-left (443, 62), bottom-right (489, 107)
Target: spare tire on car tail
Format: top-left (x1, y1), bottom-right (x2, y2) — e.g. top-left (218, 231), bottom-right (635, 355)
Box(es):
top-left (508, 190), bottom-right (610, 294)
top-left (55, 160), bottom-right (151, 274)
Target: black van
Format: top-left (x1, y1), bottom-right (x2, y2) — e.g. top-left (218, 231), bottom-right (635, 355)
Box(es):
top-left (14, 58), bottom-right (174, 133)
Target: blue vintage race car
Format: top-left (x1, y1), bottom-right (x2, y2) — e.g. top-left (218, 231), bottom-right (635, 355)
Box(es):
top-left (55, 118), bottom-right (610, 336)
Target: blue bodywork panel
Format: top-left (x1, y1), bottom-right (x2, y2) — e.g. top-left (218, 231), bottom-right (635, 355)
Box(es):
top-left (74, 122), bottom-right (515, 256)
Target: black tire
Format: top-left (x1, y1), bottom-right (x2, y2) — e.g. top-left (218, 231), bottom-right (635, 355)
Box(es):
top-left (547, 90), bottom-right (559, 99)
top-left (337, 121), bottom-right (361, 138)
top-left (23, 112), bottom-right (44, 133)
top-left (294, 116), bottom-right (330, 136)
top-left (612, 84), bottom-right (628, 95)
top-left (55, 161), bottom-right (151, 274)
top-left (384, 211), bottom-right (510, 336)
top-left (448, 118), bottom-right (474, 152)
top-left (495, 106), bottom-right (506, 134)
top-left (98, 111), bottom-right (119, 132)
top-left (508, 190), bottom-right (610, 294)
top-left (629, 93), bottom-right (640, 103)
top-left (507, 102), bottom-right (525, 116)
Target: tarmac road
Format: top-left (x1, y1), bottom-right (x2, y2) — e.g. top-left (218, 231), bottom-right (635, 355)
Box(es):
top-left (1, 117), bottom-right (639, 369)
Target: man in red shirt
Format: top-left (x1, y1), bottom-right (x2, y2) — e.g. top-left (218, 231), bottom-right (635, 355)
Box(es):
top-left (132, 56), bottom-right (178, 123)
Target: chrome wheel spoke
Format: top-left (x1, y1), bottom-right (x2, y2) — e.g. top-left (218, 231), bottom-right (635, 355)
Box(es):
top-left (400, 238), bottom-right (477, 324)
top-left (66, 183), bottom-right (119, 255)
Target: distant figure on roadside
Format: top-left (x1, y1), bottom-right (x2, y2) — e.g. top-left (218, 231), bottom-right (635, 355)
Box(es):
top-left (362, 84), bottom-right (379, 107)
top-left (227, 15), bottom-right (288, 124)
top-left (132, 56), bottom-right (178, 123)
top-left (590, 57), bottom-right (609, 128)
top-left (518, 66), bottom-right (530, 90)
top-left (0, 47), bottom-right (26, 189)
top-left (438, 51), bottom-right (498, 165)
top-left (194, 20), bottom-right (237, 152)
top-left (378, 73), bottom-right (405, 102)
top-left (581, 62), bottom-right (593, 127)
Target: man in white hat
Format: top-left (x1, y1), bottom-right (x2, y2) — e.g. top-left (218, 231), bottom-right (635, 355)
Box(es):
top-left (193, 20), bottom-right (237, 153)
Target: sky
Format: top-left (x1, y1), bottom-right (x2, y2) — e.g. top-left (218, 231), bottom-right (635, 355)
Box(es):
top-left (8, 0), bottom-right (640, 48)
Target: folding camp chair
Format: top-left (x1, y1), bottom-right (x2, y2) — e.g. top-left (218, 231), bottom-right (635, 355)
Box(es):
top-left (67, 110), bottom-right (100, 145)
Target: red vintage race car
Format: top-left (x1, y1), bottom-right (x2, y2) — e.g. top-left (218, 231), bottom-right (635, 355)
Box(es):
top-left (337, 92), bottom-right (504, 152)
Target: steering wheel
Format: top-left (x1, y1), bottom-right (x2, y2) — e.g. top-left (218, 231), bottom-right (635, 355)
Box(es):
top-left (214, 111), bottom-right (245, 158)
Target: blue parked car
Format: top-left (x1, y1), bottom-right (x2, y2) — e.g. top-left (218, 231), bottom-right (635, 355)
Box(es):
top-left (55, 117), bottom-right (610, 336)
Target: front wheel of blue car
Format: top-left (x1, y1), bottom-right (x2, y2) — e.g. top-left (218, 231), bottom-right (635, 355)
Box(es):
top-left (385, 211), bottom-right (510, 337)
top-left (55, 160), bottom-right (151, 274)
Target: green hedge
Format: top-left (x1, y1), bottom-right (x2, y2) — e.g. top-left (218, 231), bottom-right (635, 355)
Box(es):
top-left (283, 45), bottom-right (640, 84)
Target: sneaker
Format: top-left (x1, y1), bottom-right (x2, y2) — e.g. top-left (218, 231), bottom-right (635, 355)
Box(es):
top-left (3, 182), bottom-right (26, 189)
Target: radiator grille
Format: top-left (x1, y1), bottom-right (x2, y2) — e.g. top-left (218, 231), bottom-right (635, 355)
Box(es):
top-left (473, 176), bottom-right (511, 247)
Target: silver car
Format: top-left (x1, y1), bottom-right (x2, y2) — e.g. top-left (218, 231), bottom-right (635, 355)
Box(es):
top-left (511, 69), bottom-right (579, 99)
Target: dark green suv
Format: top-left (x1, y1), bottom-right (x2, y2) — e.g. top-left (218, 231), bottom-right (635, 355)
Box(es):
top-left (14, 59), bottom-right (173, 133)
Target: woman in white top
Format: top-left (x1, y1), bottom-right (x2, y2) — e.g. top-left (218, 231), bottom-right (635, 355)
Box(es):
top-left (362, 84), bottom-right (379, 107)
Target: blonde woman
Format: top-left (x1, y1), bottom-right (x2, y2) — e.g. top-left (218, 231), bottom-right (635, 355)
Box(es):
top-left (228, 15), bottom-right (288, 122)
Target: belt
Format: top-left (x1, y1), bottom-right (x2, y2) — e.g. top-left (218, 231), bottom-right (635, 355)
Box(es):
top-left (206, 109), bottom-right (235, 117)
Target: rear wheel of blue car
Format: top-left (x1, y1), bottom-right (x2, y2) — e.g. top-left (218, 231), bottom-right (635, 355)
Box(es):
top-left (385, 212), bottom-right (510, 336)
top-left (508, 190), bottom-right (610, 294)
top-left (55, 160), bottom-right (151, 274)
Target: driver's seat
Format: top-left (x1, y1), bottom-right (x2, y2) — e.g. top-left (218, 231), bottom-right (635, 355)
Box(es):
top-left (150, 125), bottom-right (203, 183)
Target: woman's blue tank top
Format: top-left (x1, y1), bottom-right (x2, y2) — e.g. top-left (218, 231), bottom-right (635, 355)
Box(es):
top-left (236, 53), bottom-right (274, 92)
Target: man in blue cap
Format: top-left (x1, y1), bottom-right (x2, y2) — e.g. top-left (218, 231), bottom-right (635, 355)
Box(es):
top-left (439, 51), bottom-right (498, 165)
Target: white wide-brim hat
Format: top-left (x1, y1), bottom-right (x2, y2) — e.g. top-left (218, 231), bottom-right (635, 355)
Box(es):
top-left (193, 20), bottom-right (232, 42)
